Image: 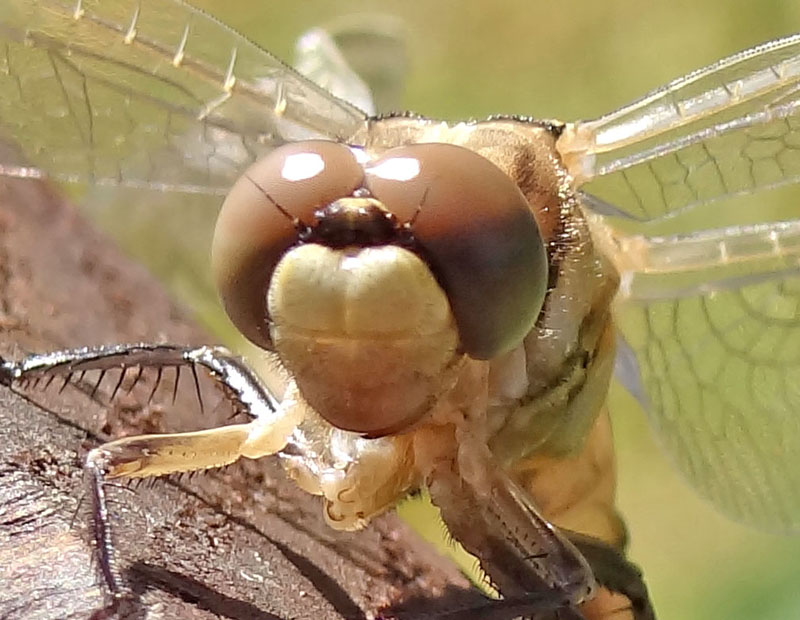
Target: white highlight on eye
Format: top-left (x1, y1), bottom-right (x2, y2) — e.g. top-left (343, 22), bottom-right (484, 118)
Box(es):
top-left (367, 157), bottom-right (420, 181)
top-left (281, 152), bottom-right (325, 181)
top-left (350, 147), bottom-right (369, 165)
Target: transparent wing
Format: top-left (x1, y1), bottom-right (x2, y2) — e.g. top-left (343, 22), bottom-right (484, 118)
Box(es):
top-left (561, 32), bottom-right (800, 532)
top-left (0, 0), bottom-right (368, 193)
top-left (615, 269), bottom-right (800, 532)
top-left (0, 0), bottom-right (370, 334)
top-left (558, 33), bottom-right (800, 223)
top-left (585, 206), bottom-right (800, 531)
top-left (294, 15), bottom-right (407, 115)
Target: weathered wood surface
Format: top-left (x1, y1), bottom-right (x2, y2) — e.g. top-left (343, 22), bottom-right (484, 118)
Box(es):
top-left (0, 167), bottom-right (475, 620)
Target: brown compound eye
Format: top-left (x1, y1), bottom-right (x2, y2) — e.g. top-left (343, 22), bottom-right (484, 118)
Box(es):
top-left (365, 143), bottom-right (548, 360)
top-left (212, 140), bottom-right (363, 348)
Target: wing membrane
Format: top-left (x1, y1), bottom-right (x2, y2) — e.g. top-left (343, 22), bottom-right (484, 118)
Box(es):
top-left (0, 0), bottom-right (367, 192)
top-left (567, 33), bottom-right (800, 530)
top-left (0, 1), bottom-right (369, 333)
top-left (559, 33), bottom-right (800, 222)
top-left (585, 163), bottom-right (800, 532)
top-left (614, 267), bottom-right (800, 531)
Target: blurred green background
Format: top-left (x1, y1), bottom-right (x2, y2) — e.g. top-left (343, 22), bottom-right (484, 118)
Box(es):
top-left (96, 1), bottom-right (800, 619)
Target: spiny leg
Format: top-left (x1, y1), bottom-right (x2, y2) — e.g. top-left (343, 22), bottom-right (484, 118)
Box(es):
top-left (86, 424), bottom-right (262, 598)
top-left (420, 477), bottom-right (652, 620)
top-left (0, 344), bottom-right (281, 418)
top-left (424, 456), bottom-right (594, 619)
top-left (0, 344), bottom-right (299, 600)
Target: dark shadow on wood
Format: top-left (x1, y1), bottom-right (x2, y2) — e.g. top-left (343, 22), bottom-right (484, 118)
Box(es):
top-left (130, 563), bottom-right (285, 620)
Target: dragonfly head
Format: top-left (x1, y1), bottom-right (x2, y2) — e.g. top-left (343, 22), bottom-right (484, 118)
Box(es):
top-left (212, 140), bottom-right (548, 436)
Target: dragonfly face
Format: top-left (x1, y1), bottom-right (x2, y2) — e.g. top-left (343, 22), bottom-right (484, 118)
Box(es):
top-left (0, 2), bottom-right (799, 619)
top-left (212, 139), bottom-right (548, 436)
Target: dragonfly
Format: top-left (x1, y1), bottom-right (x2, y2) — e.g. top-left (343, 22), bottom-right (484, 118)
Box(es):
top-left (0, 1), bottom-right (799, 619)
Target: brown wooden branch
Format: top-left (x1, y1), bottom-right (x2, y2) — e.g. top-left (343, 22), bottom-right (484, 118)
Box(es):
top-left (0, 164), bottom-right (474, 620)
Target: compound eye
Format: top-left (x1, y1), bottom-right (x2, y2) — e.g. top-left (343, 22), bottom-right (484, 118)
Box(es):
top-left (212, 140), bottom-right (363, 348)
top-left (366, 143), bottom-right (548, 359)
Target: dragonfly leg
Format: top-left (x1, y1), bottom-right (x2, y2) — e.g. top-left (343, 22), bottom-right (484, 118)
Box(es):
top-left (0, 343), bottom-right (282, 420)
top-left (0, 343), bottom-right (300, 600)
top-left (85, 423), bottom-right (261, 598)
top-left (423, 466), bottom-right (653, 620)
top-left (428, 531), bottom-right (653, 620)
top-left (425, 453), bottom-right (595, 619)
